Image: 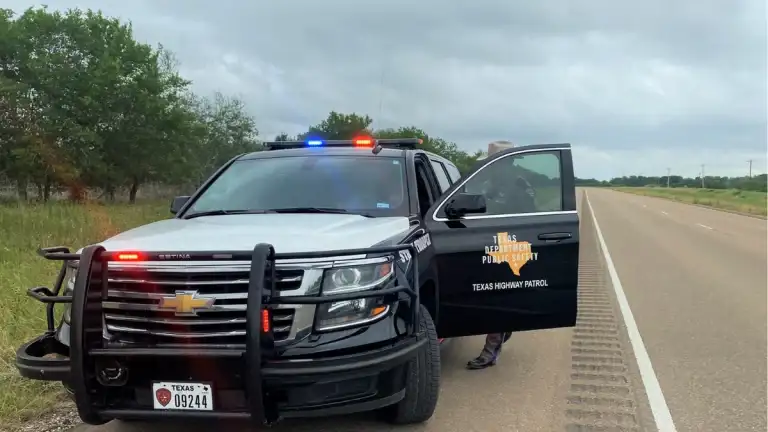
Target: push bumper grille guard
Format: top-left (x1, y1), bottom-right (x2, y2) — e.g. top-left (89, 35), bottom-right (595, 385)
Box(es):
top-left (17, 243), bottom-right (420, 426)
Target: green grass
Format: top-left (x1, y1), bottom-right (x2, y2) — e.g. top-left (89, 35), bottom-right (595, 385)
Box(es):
top-left (612, 187), bottom-right (767, 216)
top-left (0, 201), bottom-right (169, 426)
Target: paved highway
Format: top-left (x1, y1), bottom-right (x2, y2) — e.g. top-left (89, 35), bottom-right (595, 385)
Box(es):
top-left (65, 189), bottom-right (766, 432)
top-left (585, 188), bottom-right (767, 432)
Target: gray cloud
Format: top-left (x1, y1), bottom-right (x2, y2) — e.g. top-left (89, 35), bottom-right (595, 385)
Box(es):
top-left (6, 0), bottom-right (767, 178)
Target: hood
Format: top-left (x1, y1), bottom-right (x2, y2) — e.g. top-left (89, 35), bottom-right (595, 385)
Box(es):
top-left (96, 214), bottom-right (412, 256)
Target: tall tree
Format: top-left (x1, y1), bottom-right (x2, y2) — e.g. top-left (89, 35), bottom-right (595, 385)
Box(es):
top-left (183, 92), bottom-right (260, 185)
top-left (273, 133), bottom-right (292, 141)
top-left (0, 6), bottom-right (261, 202)
top-left (374, 126), bottom-right (482, 174)
top-left (300, 111), bottom-right (373, 140)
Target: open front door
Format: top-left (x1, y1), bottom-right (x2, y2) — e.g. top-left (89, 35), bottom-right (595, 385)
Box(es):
top-left (425, 144), bottom-right (579, 338)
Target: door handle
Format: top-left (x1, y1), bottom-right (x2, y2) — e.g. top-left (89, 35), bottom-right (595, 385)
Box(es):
top-left (538, 232), bottom-right (572, 241)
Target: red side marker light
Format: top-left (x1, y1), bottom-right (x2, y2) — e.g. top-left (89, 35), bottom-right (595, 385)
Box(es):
top-left (261, 309), bottom-right (271, 333)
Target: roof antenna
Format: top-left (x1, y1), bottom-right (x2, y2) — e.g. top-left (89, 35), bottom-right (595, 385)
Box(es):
top-left (373, 59), bottom-right (386, 131)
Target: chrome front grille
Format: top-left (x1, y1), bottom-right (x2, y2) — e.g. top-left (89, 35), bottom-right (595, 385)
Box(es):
top-left (102, 266), bottom-right (305, 346)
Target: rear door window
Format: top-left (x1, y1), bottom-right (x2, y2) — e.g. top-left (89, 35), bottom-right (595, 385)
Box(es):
top-left (444, 163), bottom-right (462, 183)
top-left (430, 160), bottom-right (452, 193)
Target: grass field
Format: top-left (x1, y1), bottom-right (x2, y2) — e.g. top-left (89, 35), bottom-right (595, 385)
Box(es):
top-left (0, 201), bottom-right (168, 426)
top-left (612, 187), bottom-right (767, 217)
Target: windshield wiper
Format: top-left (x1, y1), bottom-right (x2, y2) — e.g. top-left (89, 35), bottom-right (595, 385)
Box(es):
top-left (268, 207), bottom-right (350, 214)
top-left (186, 207), bottom-right (374, 219)
top-left (268, 207), bottom-right (373, 217)
top-left (184, 209), bottom-right (273, 219)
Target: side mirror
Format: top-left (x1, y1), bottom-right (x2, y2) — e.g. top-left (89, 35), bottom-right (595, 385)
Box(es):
top-left (170, 196), bottom-right (191, 215)
top-left (444, 193), bottom-right (486, 219)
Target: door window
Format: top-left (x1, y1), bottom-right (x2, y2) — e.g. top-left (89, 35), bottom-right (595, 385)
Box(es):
top-left (429, 160), bottom-right (451, 192)
top-left (447, 151), bottom-right (562, 216)
top-left (444, 163), bottom-right (462, 183)
top-left (415, 161), bottom-right (436, 217)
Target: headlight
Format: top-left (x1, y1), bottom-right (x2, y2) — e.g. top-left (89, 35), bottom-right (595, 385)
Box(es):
top-left (322, 261), bottom-right (393, 295)
top-left (315, 260), bottom-right (394, 331)
top-left (61, 263), bottom-right (77, 323)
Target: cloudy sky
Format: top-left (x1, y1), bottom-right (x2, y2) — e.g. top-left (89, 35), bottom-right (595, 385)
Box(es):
top-left (7, 1), bottom-right (767, 179)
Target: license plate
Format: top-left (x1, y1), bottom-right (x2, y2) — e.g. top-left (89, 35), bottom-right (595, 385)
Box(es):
top-left (152, 382), bottom-right (213, 411)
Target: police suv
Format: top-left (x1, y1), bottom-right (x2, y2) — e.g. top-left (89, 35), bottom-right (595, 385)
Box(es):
top-left (15, 137), bottom-right (579, 426)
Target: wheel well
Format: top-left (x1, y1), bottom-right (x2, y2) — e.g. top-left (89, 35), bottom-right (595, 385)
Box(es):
top-left (419, 279), bottom-right (437, 324)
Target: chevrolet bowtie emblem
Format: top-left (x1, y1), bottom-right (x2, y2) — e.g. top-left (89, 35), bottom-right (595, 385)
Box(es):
top-left (159, 291), bottom-right (215, 316)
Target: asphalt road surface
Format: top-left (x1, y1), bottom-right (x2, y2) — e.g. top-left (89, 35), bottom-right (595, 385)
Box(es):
top-left (66, 188), bottom-right (767, 432)
top-left (585, 188), bottom-right (767, 432)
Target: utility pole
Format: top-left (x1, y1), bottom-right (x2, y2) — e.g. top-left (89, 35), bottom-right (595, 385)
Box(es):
top-left (700, 164), bottom-right (705, 188)
top-left (748, 159), bottom-right (753, 177)
top-left (666, 168), bottom-right (671, 187)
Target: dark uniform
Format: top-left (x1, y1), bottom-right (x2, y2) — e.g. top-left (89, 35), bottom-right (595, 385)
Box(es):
top-left (466, 171), bottom-right (537, 370)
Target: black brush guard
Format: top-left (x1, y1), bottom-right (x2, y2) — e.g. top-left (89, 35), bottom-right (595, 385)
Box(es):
top-left (16, 243), bottom-right (420, 426)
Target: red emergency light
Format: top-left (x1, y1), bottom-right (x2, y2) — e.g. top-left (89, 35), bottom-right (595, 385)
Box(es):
top-left (353, 137), bottom-right (374, 147)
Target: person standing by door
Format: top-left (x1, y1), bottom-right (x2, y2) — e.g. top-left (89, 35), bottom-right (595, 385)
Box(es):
top-left (465, 140), bottom-right (532, 370)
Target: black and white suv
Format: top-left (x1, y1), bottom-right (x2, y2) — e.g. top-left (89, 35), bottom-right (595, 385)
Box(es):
top-left (16, 137), bottom-right (579, 426)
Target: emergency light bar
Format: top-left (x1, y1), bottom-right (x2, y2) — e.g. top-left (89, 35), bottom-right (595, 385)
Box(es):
top-left (263, 138), bottom-right (423, 151)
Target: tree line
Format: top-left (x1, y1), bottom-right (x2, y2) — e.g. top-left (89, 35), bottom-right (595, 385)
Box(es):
top-left (1, 7), bottom-right (263, 202)
top-left (0, 7), bottom-right (485, 204)
top-left (576, 174), bottom-right (767, 192)
top-left (272, 111), bottom-right (483, 174)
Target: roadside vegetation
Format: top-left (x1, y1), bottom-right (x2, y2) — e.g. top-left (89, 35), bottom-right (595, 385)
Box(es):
top-left (577, 173), bottom-right (767, 192)
top-left (0, 201), bottom-right (168, 425)
top-left (577, 167), bottom-right (766, 217)
top-left (611, 187), bottom-right (767, 217)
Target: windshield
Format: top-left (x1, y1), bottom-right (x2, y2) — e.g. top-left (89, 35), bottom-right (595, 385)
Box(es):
top-left (184, 155), bottom-right (409, 217)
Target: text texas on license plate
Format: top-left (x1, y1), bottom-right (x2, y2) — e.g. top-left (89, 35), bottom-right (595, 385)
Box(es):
top-left (152, 382), bottom-right (213, 411)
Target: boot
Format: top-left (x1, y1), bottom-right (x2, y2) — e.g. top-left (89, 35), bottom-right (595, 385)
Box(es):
top-left (465, 332), bottom-right (507, 370)
top-left (466, 356), bottom-right (497, 370)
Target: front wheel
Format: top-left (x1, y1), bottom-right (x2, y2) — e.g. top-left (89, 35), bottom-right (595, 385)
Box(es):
top-left (379, 305), bottom-right (440, 424)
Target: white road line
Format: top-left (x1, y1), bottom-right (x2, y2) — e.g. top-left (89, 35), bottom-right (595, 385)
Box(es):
top-left (585, 191), bottom-right (678, 432)
top-left (696, 223), bottom-right (713, 230)
top-left (661, 211), bottom-right (669, 216)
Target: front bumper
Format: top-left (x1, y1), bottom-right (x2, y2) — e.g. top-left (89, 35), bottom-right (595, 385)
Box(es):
top-left (17, 330), bottom-right (426, 421)
top-left (15, 243), bottom-right (422, 425)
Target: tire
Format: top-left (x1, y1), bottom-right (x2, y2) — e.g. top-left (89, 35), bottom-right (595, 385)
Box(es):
top-left (379, 305), bottom-right (440, 424)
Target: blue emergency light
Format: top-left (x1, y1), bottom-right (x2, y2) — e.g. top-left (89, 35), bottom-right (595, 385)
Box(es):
top-left (306, 139), bottom-right (324, 146)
